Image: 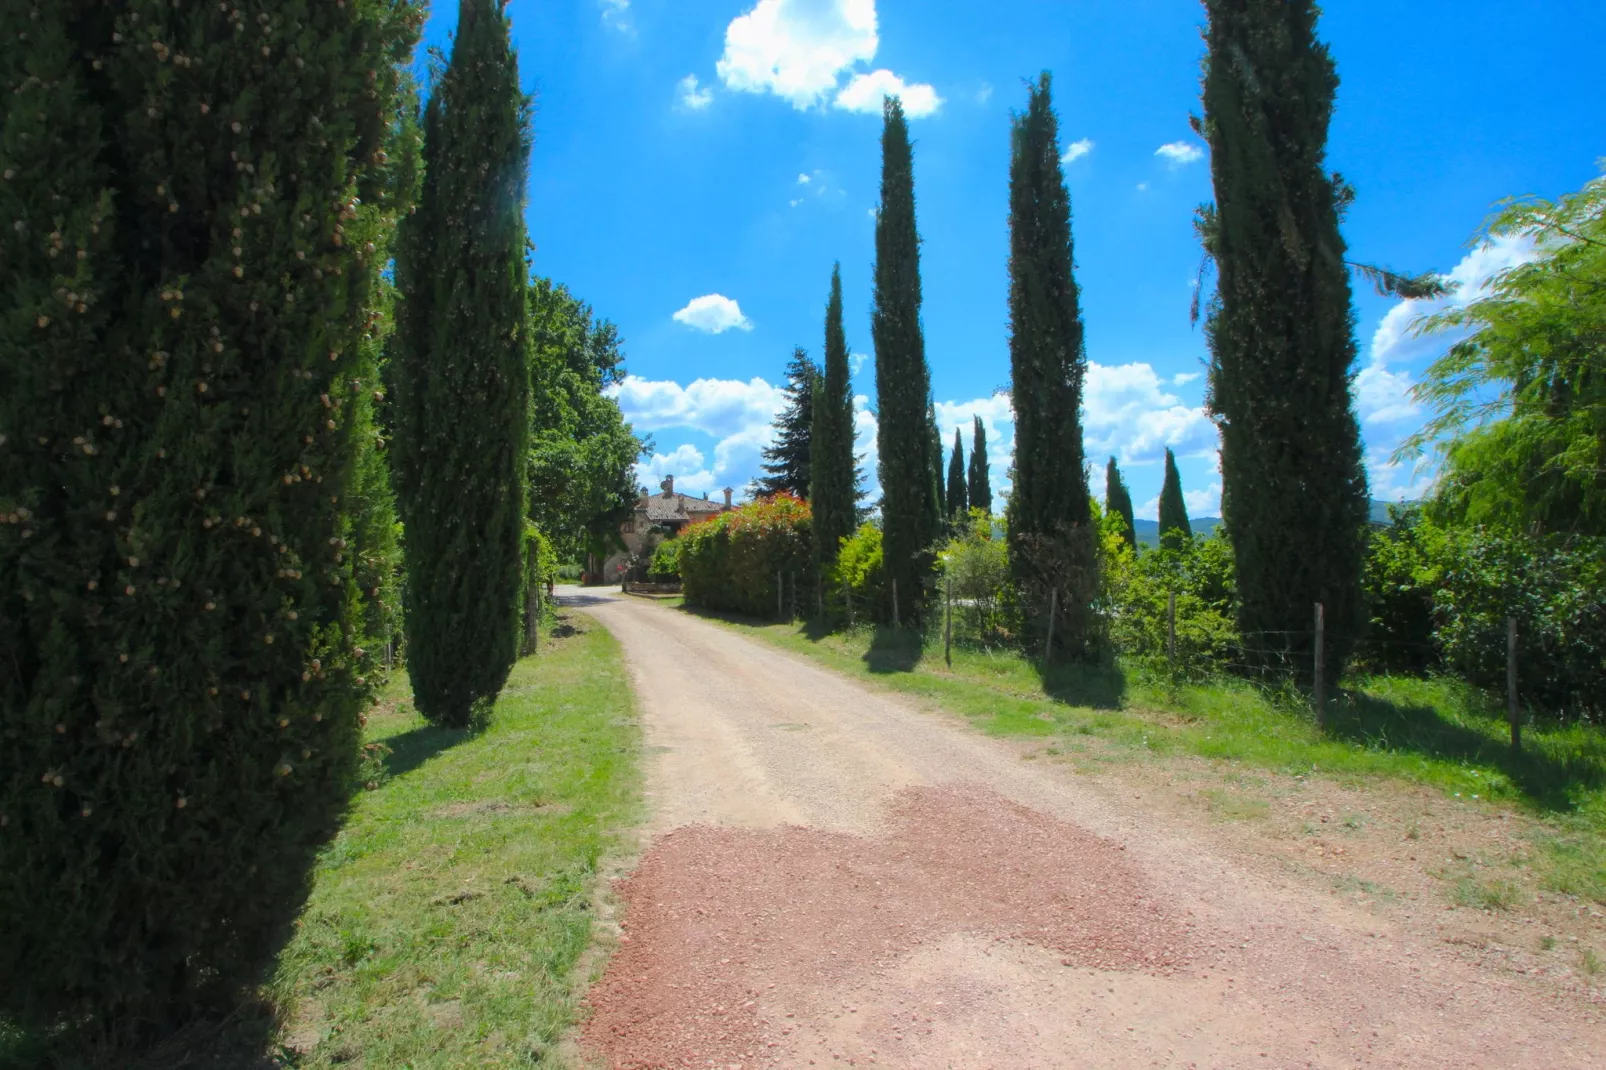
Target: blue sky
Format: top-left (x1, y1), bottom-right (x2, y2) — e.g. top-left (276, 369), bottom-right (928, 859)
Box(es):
top-left (421, 0), bottom-right (1606, 518)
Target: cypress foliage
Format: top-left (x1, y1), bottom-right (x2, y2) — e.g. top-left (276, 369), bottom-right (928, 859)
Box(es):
top-left (1105, 456), bottom-right (1137, 549)
top-left (810, 263), bottom-right (859, 568)
top-left (1158, 448), bottom-right (1193, 545)
top-left (947, 429), bottom-right (969, 517)
top-left (392, 0), bottom-right (532, 728)
top-left (871, 97), bottom-right (936, 620)
top-left (968, 416), bottom-right (992, 515)
top-left (0, 0), bottom-right (419, 1038)
top-left (1199, 0), bottom-right (1370, 678)
top-left (1003, 73), bottom-right (1097, 650)
top-left (752, 347), bottom-right (819, 499)
top-left (928, 403), bottom-right (946, 520)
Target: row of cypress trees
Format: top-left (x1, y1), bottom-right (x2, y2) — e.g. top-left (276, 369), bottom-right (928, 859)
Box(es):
top-left (1, 0), bottom-right (549, 1043)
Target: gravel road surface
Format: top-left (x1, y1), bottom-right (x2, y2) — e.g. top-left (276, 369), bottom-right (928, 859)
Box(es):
top-left (566, 587), bottom-right (1604, 1069)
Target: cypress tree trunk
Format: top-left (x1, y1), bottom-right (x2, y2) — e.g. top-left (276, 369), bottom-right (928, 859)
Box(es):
top-left (0, 0), bottom-right (418, 1037)
top-left (392, 0), bottom-right (532, 727)
top-left (1004, 73), bottom-right (1097, 654)
top-left (871, 97), bottom-right (935, 621)
top-left (968, 416), bottom-right (992, 515)
top-left (1157, 448), bottom-right (1193, 545)
top-left (1199, 0), bottom-right (1369, 679)
top-left (810, 263), bottom-right (858, 569)
top-left (1105, 456), bottom-right (1137, 549)
top-left (947, 429), bottom-right (968, 517)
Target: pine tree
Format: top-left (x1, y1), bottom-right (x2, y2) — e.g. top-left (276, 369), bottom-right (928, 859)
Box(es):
top-left (1004, 73), bottom-right (1097, 651)
top-left (871, 97), bottom-right (936, 622)
top-left (947, 429), bottom-right (969, 517)
top-left (392, 0), bottom-right (532, 728)
top-left (810, 263), bottom-right (860, 568)
top-left (1158, 448), bottom-right (1193, 545)
top-left (968, 416), bottom-right (992, 515)
top-left (1105, 456), bottom-right (1137, 549)
top-left (928, 403), bottom-right (946, 519)
top-left (752, 348), bottom-right (819, 499)
top-left (1199, 0), bottom-right (1370, 678)
top-left (0, 0), bottom-right (419, 1038)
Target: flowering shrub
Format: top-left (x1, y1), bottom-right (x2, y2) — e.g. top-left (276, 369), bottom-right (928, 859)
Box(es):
top-left (680, 494), bottom-right (812, 616)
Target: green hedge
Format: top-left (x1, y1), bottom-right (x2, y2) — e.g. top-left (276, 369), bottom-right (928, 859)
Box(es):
top-left (680, 494), bottom-right (811, 617)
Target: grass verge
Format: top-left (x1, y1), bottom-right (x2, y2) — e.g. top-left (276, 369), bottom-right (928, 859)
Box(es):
top-left (685, 608), bottom-right (1606, 906)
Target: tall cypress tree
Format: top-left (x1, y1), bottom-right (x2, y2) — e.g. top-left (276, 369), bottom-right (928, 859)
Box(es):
top-left (392, 0), bottom-right (531, 728)
top-left (1199, 0), bottom-right (1370, 678)
top-left (947, 429), bottom-right (969, 517)
top-left (0, 0), bottom-right (418, 1037)
top-left (968, 416), bottom-right (992, 515)
top-left (1105, 456), bottom-right (1137, 549)
top-left (1157, 448), bottom-right (1193, 545)
top-left (1004, 73), bottom-right (1097, 649)
top-left (810, 263), bottom-right (859, 568)
top-left (928, 403), bottom-right (946, 520)
top-left (871, 97), bottom-right (935, 621)
top-left (752, 348), bottom-right (819, 499)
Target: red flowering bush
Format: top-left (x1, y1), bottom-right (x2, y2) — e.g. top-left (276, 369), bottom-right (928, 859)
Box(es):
top-left (680, 493), bottom-right (812, 617)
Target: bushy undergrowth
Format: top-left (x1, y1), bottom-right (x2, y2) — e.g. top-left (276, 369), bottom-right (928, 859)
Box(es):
top-left (648, 538), bottom-right (682, 582)
top-left (679, 493), bottom-right (812, 616)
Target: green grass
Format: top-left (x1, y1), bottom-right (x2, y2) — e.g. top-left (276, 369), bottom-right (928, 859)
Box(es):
top-left (685, 608), bottom-right (1606, 904)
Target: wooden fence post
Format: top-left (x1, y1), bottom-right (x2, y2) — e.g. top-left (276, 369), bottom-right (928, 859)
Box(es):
top-left (1042, 587), bottom-right (1058, 672)
top-left (944, 575), bottom-right (953, 667)
top-left (1167, 590), bottom-right (1177, 677)
top-left (1507, 616), bottom-right (1521, 751)
top-left (1313, 602), bottom-right (1326, 730)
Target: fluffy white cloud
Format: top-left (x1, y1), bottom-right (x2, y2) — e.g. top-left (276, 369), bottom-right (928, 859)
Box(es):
top-left (1061, 138), bottom-right (1094, 165)
top-left (1368, 234), bottom-right (1536, 366)
top-left (600, 0), bottom-right (631, 32)
top-left (1155, 140), bottom-right (1205, 166)
top-left (1083, 361), bottom-right (1216, 464)
top-left (677, 74), bottom-right (714, 110)
top-left (672, 294), bottom-right (753, 334)
top-left (716, 0), bottom-right (879, 109)
top-left (835, 69), bottom-right (943, 117)
top-left (797, 172), bottom-right (811, 184)
top-left (611, 376), bottom-right (783, 439)
top-left (1172, 371), bottom-right (1201, 386)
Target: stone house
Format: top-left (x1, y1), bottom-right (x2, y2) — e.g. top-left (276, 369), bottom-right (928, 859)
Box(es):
top-left (597, 476), bottom-right (732, 583)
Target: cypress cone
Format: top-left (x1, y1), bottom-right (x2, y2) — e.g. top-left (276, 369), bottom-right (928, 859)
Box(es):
top-left (810, 263), bottom-right (860, 568)
top-left (0, 0), bottom-right (417, 1038)
top-left (391, 0), bottom-right (532, 727)
top-left (871, 97), bottom-right (936, 622)
top-left (1199, 0), bottom-right (1370, 679)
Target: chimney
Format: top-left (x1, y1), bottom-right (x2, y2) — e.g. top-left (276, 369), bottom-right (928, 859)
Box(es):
top-left (723, 486), bottom-right (733, 508)
top-left (662, 475), bottom-right (674, 497)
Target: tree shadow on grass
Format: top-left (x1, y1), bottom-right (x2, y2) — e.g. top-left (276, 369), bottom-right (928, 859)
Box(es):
top-left (1039, 658), bottom-right (1127, 711)
top-left (379, 722), bottom-right (472, 781)
top-left (1328, 687), bottom-right (1606, 813)
top-left (863, 626), bottom-right (923, 674)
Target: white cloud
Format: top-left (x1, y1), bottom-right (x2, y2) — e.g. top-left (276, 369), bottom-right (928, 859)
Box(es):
top-left (1368, 234), bottom-right (1537, 366)
top-left (717, 0), bottom-right (879, 109)
top-left (1083, 361), bottom-right (1216, 465)
top-left (671, 294), bottom-right (753, 334)
top-left (835, 69), bottom-right (943, 118)
top-left (1155, 140), bottom-right (1205, 166)
top-left (676, 74), bottom-right (714, 110)
top-left (1172, 371), bottom-right (1201, 386)
top-left (797, 172), bottom-right (812, 184)
top-left (612, 376), bottom-right (787, 495)
top-left (789, 198), bottom-right (803, 207)
top-left (600, 0), bottom-right (632, 32)
top-left (1061, 138), bottom-right (1093, 165)
top-left (1136, 181), bottom-right (1149, 192)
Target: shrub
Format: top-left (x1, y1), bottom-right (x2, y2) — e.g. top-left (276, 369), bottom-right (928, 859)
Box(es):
top-left (680, 494), bottom-right (812, 617)
top-left (938, 510), bottom-right (1009, 643)
top-left (1105, 526), bottom-right (1238, 679)
top-left (1355, 507), bottom-right (1441, 673)
top-left (0, 0), bottom-right (419, 1042)
top-left (648, 538), bottom-right (682, 582)
top-left (829, 522), bottom-right (886, 625)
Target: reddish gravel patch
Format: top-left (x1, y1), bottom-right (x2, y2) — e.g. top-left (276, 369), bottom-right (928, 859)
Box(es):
top-left (582, 785), bottom-right (1198, 1069)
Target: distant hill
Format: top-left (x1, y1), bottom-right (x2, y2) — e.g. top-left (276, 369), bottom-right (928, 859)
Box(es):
top-left (1131, 500), bottom-right (1414, 548)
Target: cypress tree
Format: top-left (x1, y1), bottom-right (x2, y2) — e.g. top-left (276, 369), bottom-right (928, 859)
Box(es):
top-left (1105, 456), bottom-right (1137, 549)
top-left (947, 429), bottom-right (969, 517)
top-left (0, 0), bottom-right (419, 1038)
top-left (1199, 0), bottom-right (1370, 678)
top-left (928, 403), bottom-right (946, 520)
top-left (1157, 448), bottom-right (1193, 545)
top-left (968, 416), bottom-right (992, 515)
top-left (752, 347), bottom-right (819, 499)
top-left (392, 0), bottom-right (532, 728)
top-left (1004, 73), bottom-right (1097, 649)
top-left (871, 97), bottom-right (936, 620)
top-left (810, 264), bottom-right (859, 568)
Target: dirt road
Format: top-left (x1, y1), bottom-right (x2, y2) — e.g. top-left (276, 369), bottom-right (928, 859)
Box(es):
top-left (567, 588), bottom-right (1603, 1069)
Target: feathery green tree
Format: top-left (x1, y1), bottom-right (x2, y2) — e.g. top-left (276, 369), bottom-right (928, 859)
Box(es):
top-left (968, 416), bottom-right (992, 515)
top-left (810, 263), bottom-right (860, 568)
top-left (1004, 73), bottom-right (1097, 652)
top-left (1197, 0), bottom-right (1369, 677)
top-left (1158, 448), bottom-right (1193, 545)
top-left (752, 347), bottom-right (819, 499)
top-left (0, 0), bottom-right (420, 1039)
top-left (1105, 456), bottom-right (1137, 549)
top-left (947, 429), bottom-right (969, 517)
top-left (391, 0), bottom-right (532, 728)
top-left (872, 97), bottom-right (936, 621)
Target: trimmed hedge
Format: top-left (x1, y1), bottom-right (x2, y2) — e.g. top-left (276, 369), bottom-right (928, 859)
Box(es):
top-left (680, 494), bottom-right (811, 617)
